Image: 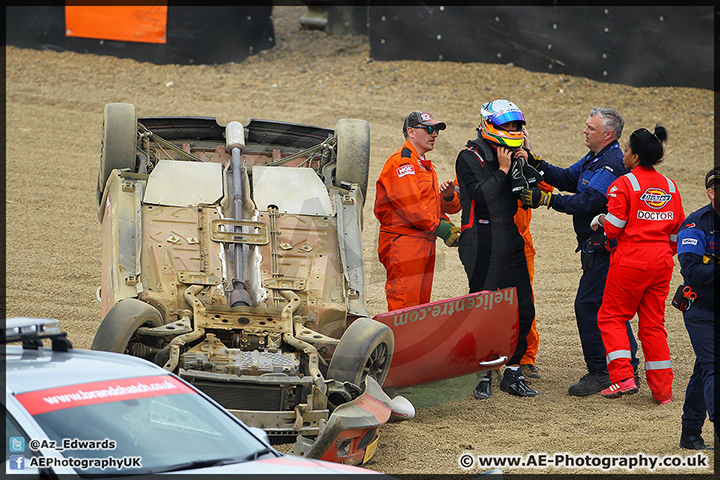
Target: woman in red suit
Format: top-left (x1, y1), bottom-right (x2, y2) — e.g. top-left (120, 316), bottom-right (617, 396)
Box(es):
top-left (591, 126), bottom-right (684, 404)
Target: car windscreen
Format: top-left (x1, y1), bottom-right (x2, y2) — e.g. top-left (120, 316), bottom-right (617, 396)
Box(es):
top-left (15, 375), bottom-right (271, 475)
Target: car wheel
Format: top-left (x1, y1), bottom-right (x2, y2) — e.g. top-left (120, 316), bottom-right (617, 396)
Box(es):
top-left (327, 317), bottom-right (394, 387)
top-left (97, 103), bottom-right (138, 207)
top-left (334, 118), bottom-right (370, 207)
top-left (91, 298), bottom-right (162, 357)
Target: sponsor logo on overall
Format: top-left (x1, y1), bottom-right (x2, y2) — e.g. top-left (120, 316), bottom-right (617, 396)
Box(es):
top-left (396, 164), bottom-right (415, 178)
top-left (640, 188), bottom-right (671, 209)
top-left (681, 238), bottom-right (698, 245)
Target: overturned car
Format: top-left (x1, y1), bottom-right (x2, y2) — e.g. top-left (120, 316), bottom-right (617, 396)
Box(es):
top-left (93, 103), bottom-right (396, 465)
top-left (92, 103), bottom-right (520, 465)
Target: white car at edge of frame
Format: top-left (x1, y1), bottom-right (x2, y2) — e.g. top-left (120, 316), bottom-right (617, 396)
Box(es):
top-left (3, 317), bottom-right (394, 477)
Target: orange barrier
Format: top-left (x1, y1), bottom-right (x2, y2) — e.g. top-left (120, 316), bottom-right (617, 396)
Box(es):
top-left (65, 5), bottom-right (168, 44)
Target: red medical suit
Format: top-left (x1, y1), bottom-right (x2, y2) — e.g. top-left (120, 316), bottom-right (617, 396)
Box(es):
top-left (597, 165), bottom-right (685, 402)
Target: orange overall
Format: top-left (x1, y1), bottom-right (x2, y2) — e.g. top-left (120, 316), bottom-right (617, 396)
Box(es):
top-left (597, 166), bottom-right (685, 402)
top-left (515, 181), bottom-right (553, 366)
top-left (374, 140), bottom-right (460, 311)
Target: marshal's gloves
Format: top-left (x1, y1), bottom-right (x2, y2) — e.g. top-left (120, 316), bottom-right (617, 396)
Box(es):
top-left (703, 253), bottom-right (720, 264)
top-left (520, 188), bottom-right (554, 209)
top-left (434, 218), bottom-right (461, 247)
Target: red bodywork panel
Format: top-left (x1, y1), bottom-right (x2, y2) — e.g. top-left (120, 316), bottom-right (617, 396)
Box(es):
top-left (318, 389), bottom-right (391, 465)
top-left (295, 376), bottom-right (392, 466)
top-left (375, 288), bottom-right (519, 390)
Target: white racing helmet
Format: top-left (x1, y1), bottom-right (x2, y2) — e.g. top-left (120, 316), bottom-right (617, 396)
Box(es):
top-left (479, 99), bottom-right (526, 148)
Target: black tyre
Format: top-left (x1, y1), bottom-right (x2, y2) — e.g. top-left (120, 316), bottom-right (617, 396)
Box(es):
top-left (91, 298), bottom-right (162, 355)
top-left (327, 317), bottom-right (394, 387)
top-left (334, 118), bottom-right (370, 207)
top-left (97, 103), bottom-right (138, 207)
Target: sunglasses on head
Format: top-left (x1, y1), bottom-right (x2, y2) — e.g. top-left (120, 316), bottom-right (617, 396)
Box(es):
top-left (413, 125), bottom-right (439, 135)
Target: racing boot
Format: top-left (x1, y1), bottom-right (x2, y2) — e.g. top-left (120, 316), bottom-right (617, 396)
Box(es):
top-left (473, 371), bottom-right (493, 400)
top-left (499, 367), bottom-right (540, 397)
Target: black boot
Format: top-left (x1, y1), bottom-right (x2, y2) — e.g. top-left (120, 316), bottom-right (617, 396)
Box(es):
top-left (680, 426), bottom-right (713, 450)
top-left (474, 371), bottom-right (493, 400)
top-left (568, 370), bottom-right (611, 396)
top-left (500, 367), bottom-right (540, 397)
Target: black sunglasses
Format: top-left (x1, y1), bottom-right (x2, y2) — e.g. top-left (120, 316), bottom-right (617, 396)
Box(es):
top-left (413, 125), bottom-right (440, 135)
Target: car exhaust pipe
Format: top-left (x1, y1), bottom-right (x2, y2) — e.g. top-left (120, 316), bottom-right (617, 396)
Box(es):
top-left (226, 121), bottom-right (251, 307)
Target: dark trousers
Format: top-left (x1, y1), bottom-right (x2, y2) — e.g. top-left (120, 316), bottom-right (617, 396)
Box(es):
top-left (575, 251), bottom-right (639, 373)
top-left (463, 226), bottom-right (534, 365)
top-left (681, 305), bottom-right (716, 430)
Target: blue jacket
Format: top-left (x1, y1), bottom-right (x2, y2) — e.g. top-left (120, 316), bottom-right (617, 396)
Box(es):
top-left (676, 203), bottom-right (718, 308)
top-left (536, 141), bottom-right (628, 247)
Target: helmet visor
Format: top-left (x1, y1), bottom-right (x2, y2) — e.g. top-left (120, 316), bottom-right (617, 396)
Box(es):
top-left (490, 109), bottom-right (525, 127)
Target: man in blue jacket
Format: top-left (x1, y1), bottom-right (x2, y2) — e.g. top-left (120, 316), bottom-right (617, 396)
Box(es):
top-left (520, 107), bottom-right (639, 396)
top-left (675, 167), bottom-right (718, 450)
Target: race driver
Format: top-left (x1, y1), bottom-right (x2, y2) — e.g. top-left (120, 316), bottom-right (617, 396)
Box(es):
top-left (455, 99), bottom-right (540, 398)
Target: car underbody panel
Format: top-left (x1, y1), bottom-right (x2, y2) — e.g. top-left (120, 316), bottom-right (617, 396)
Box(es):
top-left (95, 107), bottom-right (390, 464)
top-left (94, 105), bottom-right (517, 465)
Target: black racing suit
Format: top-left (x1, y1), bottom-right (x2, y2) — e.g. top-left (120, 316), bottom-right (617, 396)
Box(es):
top-left (455, 138), bottom-right (534, 364)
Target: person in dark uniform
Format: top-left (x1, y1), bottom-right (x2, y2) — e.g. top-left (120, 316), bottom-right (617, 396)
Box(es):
top-left (675, 167), bottom-right (718, 450)
top-left (520, 107), bottom-right (640, 396)
top-left (456, 99), bottom-right (540, 398)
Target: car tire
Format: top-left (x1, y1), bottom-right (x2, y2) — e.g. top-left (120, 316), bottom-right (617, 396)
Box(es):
top-left (334, 118), bottom-right (370, 207)
top-left (327, 317), bottom-right (394, 388)
top-left (97, 103), bottom-right (138, 207)
top-left (91, 298), bottom-right (162, 354)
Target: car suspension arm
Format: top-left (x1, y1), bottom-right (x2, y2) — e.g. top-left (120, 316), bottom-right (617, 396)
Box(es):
top-left (280, 290), bottom-right (327, 396)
